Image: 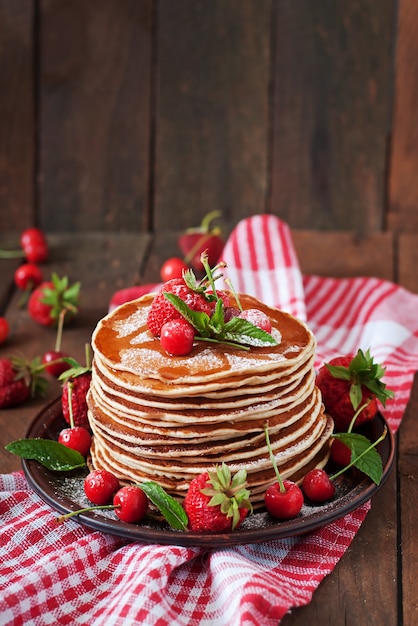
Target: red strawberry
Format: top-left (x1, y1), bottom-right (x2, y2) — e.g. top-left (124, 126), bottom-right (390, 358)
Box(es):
top-left (0, 357), bottom-right (48, 409)
top-left (178, 210), bottom-right (224, 273)
top-left (28, 273), bottom-right (80, 327)
top-left (147, 277), bottom-right (212, 337)
top-left (183, 463), bottom-right (252, 532)
top-left (59, 346), bottom-right (92, 428)
top-left (316, 348), bottom-right (395, 431)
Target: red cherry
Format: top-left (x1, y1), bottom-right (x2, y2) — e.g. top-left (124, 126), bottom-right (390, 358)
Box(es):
top-left (238, 309), bottom-right (272, 333)
top-left (14, 263), bottom-right (43, 291)
top-left (58, 426), bottom-right (91, 457)
top-left (224, 306), bottom-right (240, 322)
top-left (160, 318), bottom-right (195, 356)
top-left (264, 479), bottom-right (304, 520)
top-left (301, 469), bottom-right (336, 503)
top-left (0, 317), bottom-right (10, 345)
top-left (84, 469), bottom-right (121, 505)
top-left (330, 438), bottom-right (352, 467)
top-left (42, 350), bottom-right (71, 378)
top-left (20, 228), bottom-right (48, 263)
top-left (113, 485), bottom-right (149, 523)
top-left (160, 257), bottom-right (189, 282)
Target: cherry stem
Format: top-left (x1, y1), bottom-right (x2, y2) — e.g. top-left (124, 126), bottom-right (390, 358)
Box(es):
top-left (330, 426), bottom-right (387, 481)
top-left (55, 309), bottom-right (66, 352)
top-left (68, 381), bottom-right (75, 429)
top-left (200, 209), bottom-right (221, 232)
top-left (17, 282), bottom-right (34, 309)
top-left (264, 423), bottom-right (285, 493)
top-left (183, 234), bottom-right (212, 266)
top-left (0, 248), bottom-right (24, 259)
top-left (56, 504), bottom-right (119, 523)
top-left (347, 401), bottom-right (370, 433)
top-left (224, 278), bottom-right (243, 311)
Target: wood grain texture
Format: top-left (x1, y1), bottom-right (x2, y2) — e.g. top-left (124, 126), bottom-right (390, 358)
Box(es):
top-left (270, 0), bottom-right (395, 232)
top-left (39, 0), bottom-right (153, 232)
top-left (292, 231), bottom-right (394, 280)
top-left (154, 0), bottom-right (271, 231)
top-left (398, 374), bottom-right (418, 626)
top-left (398, 233), bottom-right (418, 292)
top-left (388, 0), bottom-right (418, 232)
top-left (0, 0), bottom-right (34, 230)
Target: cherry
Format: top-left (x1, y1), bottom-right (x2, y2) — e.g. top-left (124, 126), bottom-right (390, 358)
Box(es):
top-left (20, 228), bottom-right (48, 263)
top-left (0, 317), bottom-right (9, 345)
top-left (84, 469), bottom-right (121, 505)
top-left (224, 306), bottom-right (241, 322)
top-left (160, 257), bottom-right (189, 282)
top-left (42, 350), bottom-right (71, 378)
top-left (58, 426), bottom-right (91, 457)
top-left (330, 438), bottom-right (352, 467)
top-left (265, 479), bottom-right (304, 520)
top-left (238, 309), bottom-right (272, 333)
top-left (160, 318), bottom-right (195, 356)
top-left (113, 485), bottom-right (149, 523)
top-left (14, 263), bottom-right (43, 291)
top-left (301, 469), bottom-right (336, 503)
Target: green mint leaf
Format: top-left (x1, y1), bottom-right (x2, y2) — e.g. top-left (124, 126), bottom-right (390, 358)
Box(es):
top-left (333, 432), bottom-right (383, 484)
top-left (223, 317), bottom-right (278, 347)
top-left (163, 293), bottom-right (212, 335)
top-left (5, 439), bottom-right (86, 471)
top-left (140, 481), bottom-right (189, 531)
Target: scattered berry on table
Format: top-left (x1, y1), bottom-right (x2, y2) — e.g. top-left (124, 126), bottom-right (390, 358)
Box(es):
top-left (42, 350), bottom-right (71, 378)
top-left (301, 468), bottom-right (336, 503)
top-left (0, 318), bottom-right (10, 345)
top-left (84, 469), bottom-right (121, 505)
top-left (0, 356), bottom-right (48, 409)
top-left (20, 228), bottom-right (49, 263)
top-left (27, 273), bottom-right (81, 327)
top-left (160, 257), bottom-right (189, 282)
top-left (160, 318), bottom-right (195, 356)
top-left (178, 211), bottom-right (224, 273)
top-left (14, 263), bottom-right (43, 291)
top-left (113, 485), bottom-right (149, 523)
top-left (58, 426), bottom-right (92, 457)
top-left (183, 463), bottom-right (251, 532)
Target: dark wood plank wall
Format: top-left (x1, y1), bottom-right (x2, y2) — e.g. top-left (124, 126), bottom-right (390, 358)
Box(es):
top-left (0, 0), bottom-right (416, 235)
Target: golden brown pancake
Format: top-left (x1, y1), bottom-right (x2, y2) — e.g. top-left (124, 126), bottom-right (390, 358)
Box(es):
top-left (87, 292), bottom-right (332, 507)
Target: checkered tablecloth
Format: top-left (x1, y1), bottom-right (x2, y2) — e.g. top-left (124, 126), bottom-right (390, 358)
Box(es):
top-left (2, 215), bottom-right (417, 625)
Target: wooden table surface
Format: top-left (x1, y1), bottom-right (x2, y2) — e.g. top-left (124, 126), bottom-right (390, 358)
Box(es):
top-left (0, 230), bottom-right (417, 626)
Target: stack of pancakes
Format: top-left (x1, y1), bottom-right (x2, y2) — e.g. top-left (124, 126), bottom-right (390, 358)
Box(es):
top-left (87, 293), bottom-right (333, 507)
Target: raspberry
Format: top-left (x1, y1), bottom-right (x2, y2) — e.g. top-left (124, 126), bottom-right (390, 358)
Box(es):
top-left (238, 309), bottom-right (272, 333)
top-left (147, 278), bottom-right (212, 337)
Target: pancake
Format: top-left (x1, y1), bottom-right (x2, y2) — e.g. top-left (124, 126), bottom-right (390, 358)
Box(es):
top-left (87, 292), bottom-right (333, 507)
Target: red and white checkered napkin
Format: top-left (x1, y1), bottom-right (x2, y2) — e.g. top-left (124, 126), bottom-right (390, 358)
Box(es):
top-left (2, 214), bottom-right (418, 625)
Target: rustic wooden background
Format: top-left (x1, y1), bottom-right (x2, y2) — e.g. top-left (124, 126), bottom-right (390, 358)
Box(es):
top-left (0, 0), bottom-right (417, 237)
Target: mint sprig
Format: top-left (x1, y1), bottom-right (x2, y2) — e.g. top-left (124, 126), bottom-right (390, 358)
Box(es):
top-left (5, 438), bottom-right (86, 471)
top-left (140, 481), bottom-right (189, 530)
top-left (331, 428), bottom-right (386, 485)
top-left (164, 292), bottom-right (277, 350)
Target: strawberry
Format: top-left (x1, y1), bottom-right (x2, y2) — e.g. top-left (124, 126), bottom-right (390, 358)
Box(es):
top-left (178, 210), bottom-right (224, 273)
top-left (147, 276), bottom-right (212, 337)
top-left (59, 346), bottom-right (92, 428)
top-left (316, 348), bottom-right (395, 431)
top-left (183, 462), bottom-right (252, 532)
top-left (28, 273), bottom-right (81, 327)
top-left (0, 357), bottom-right (48, 409)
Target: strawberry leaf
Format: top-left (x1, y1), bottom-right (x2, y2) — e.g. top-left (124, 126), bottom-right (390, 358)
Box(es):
top-left (140, 481), bottom-right (189, 530)
top-left (5, 438), bottom-right (86, 471)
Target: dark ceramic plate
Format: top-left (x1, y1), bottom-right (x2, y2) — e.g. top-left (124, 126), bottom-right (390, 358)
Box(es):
top-left (22, 397), bottom-right (394, 547)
